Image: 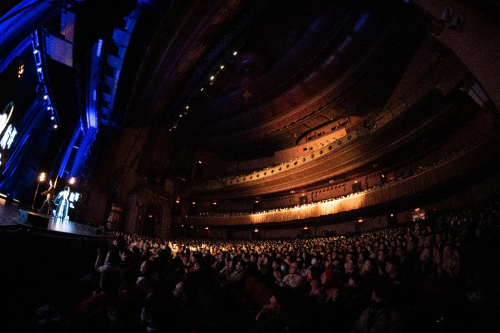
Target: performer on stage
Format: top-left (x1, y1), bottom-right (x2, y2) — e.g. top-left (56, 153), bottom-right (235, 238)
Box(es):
top-left (54, 186), bottom-right (70, 220)
top-left (39, 179), bottom-right (56, 215)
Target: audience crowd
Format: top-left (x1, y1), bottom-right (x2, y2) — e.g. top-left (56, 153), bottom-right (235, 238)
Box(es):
top-left (191, 136), bottom-right (490, 218)
top-left (34, 195), bottom-right (500, 333)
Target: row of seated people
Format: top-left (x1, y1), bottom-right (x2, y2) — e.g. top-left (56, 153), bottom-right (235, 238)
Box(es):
top-left (197, 132), bottom-right (489, 186)
top-left (35, 195), bottom-right (499, 332)
top-left (189, 136), bottom-right (491, 218)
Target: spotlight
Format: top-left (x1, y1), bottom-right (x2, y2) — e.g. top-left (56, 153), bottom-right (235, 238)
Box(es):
top-left (233, 51), bottom-right (237, 56)
top-left (43, 95), bottom-right (48, 100)
top-left (69, 177), bottom-right (76, 185)
top-left (210, 76), bottom-right (214, 80)
top-left (220, 65), bottom-right (224, 69)
top-left (51, 116), bottom-right (54, 120)
top-left (53, 124), bottom-right (58, 129)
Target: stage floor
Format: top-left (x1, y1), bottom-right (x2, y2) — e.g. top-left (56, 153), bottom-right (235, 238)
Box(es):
top-left (0, 199), bottom-right (103, 236)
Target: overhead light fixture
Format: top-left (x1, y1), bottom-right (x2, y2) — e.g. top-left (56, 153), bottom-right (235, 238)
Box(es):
top-left (220, 65), bottom-right (224, 69)
top-left (50, 116), bottom-right (54, 120)
top-left (210, 76), bottom-right (214, 80)
top-left (53, 125), bottom-right (58, 129)
top-left (233, 51), bottom-right (237, 56)
top-left (185, 106), bottom-right (189, 109)
top-left (43, 95), bottom-right (48, 100)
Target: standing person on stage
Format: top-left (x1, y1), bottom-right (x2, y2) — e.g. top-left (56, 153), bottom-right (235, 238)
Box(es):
top-left (39, 178), bottom-right (56, 215)
top-left (54, 186), bottom-right (70, 220)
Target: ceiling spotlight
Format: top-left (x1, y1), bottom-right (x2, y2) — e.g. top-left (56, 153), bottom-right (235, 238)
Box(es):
top-left (233, 51), bottom-right (237, 56)
top-left (37, 68), bottom-right (42, 73)
top-left (43, 95), bottom-right (48, 100)
top-left (53, 124), bottom-right (58, 129)
top-left (185, 106), bottom-right (189, 109)
top-left (200, 88), bottom-right (204, 91)
top-left (50, 116), bottom-right (54, 120)
top-left (220, 65), bottom-right (224, 69)
top-left (47, 107), bottom-right (51, 111)
top-left (179, 114), bottom-right (182, 117)
top-left (210, 76), bottom-right (214, 80)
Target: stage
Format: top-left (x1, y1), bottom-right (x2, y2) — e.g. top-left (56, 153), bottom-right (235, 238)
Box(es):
top-left (0, 199), bottom-right (105, 236)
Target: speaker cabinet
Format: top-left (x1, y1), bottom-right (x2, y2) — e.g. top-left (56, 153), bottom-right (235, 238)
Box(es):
top-left (18, 210), bottom-right (49, 228)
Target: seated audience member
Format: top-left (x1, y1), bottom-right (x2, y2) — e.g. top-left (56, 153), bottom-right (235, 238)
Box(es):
top-left (376, 249), bottom-right (388, 276)
top-left (416, 247), bottom-right (438, 280)
top-left (437, 244), bottom-right (461, 280)
top-left (281, 262), bottom-right (303, 289)
top-left (381, 255), bottom-right (407, 306)
top-left (360, 258), bottom-right (379, 290)
top-left (395, 245), bottom-right (412, 281)
top-left (350, 283), bottom-right (403, 333)
top-left (136, 260), bottom-right (159, 295)
top-left (220, 257), bottom-right (235, 279)
top-left (222, 259), bottom-right (248, 289)
top-left (119, 249), bottom-right (137, 270)
top-left (247, 253), bottom-right (259, 276)
top-left (95, 248), bottom-right (121, 274)
top-left (343, 258), bottom-right (358, 287)
top-left (75, 271), bottom-right (121, 326)
top-left (309, 278), bottom-right (324, 302)
top-left (253, 286), bottom-right (295, 333)
top-left (212, 251), bottom-right (226, 272)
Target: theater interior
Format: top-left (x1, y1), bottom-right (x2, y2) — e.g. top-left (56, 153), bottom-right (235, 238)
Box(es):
top-left (1, 0), bottom-right (500, 332)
